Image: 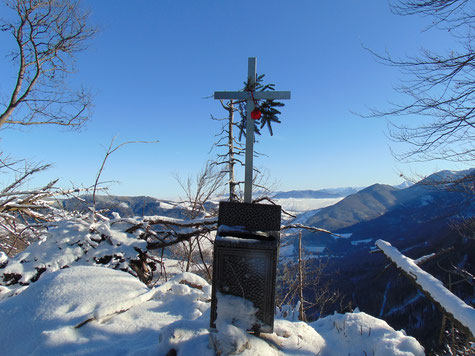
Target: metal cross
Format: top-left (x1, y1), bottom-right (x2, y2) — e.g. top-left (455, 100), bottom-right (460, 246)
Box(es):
top-left (214, 57), bottom-right (291, 203)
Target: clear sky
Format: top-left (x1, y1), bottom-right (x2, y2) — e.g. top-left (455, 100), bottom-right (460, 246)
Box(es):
top-left (0, 0), bottom-right (469, 200)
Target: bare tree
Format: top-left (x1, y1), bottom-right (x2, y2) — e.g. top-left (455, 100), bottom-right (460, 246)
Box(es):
top-left (210, 99), bottom-right (280, 203)
top-left (276, 231), bottom-right (349, 321)
top-left (0, 0), bottom-right (96, 129)
top-left (366, 0), bottom-right (474, 165)
top-left (452, 216), bottom-right (475, 240)
top-left (0, 0), bottom-right (96, 256)
top-left (172, 163), bottom-right (224, 280)
top-left (210, 100), bottom-right (245, 202)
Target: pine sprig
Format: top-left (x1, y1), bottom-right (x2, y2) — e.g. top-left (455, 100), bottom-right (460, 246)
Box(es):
top-left (237, 74), bottom-right (286, 138)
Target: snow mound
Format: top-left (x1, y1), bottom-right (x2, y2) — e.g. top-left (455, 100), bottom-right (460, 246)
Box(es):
top-left (0, 266), bottom-right (149, 355)
top-left (0, 266), bottom-right (425, 355)
top-left (261, 319), bottom-right (327, 355)
top-left (310, 310), bottom-right (425, 356)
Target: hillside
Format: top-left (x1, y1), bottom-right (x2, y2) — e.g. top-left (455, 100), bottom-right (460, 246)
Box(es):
top-left (303, 184), bottom-right (400, 231)
top-left (298, 170), bottom-right (475, 245)
top-left (285, 169), bottom-right (475, 352)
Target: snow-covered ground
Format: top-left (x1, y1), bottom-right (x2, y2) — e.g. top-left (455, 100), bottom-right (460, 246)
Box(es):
top-left (0, 265), bottom-right (425, 355)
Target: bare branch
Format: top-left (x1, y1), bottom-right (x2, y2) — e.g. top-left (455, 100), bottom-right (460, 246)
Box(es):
top-left (361, 0), bottom-right (475, 166)
top-left (0, 0), bottom-right (97, 129)
top-left (92, 138), bottom-right (159, 219)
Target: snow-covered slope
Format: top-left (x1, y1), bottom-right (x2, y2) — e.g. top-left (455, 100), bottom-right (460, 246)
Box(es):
top-left (0, 266), bottom-right (425, 355)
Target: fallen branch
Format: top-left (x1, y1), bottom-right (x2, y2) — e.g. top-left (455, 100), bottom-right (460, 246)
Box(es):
top-left (125, 216), bottom-right (218, 234)
top-left (376, 239), bottom-right (475, 341)
top-left (437, 262), bottom-right (475, 288)
top-left (146, 227), bottom-right (214, 250)
top-left (75, 287), bottom-right (159, 329)
top-left (282, 223), bottom-right (341, 238)
top-left (252, 196), bottom-right (296, 218)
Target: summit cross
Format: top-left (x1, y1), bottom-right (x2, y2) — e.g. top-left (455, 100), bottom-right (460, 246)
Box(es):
top-left (214, 57), bottom-right (291, 203)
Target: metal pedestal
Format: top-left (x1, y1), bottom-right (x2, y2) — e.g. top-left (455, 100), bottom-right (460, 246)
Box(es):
top-left (210, 201), bottom-right (281, 333)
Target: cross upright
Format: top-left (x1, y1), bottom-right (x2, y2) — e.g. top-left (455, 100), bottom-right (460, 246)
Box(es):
top-left (214, 57), bottom-right (291, 203)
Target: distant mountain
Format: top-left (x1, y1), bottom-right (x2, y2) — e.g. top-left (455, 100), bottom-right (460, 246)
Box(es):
top-left (299, 170), bottom-right (475, 237)
top-left (272, 187), bottom-right (362, 199)
top-left (59, 195), bottom-right (193, 219)
top-left (393, 181), bottom-right (413, 189)
top-left (420, 168), bottom-right (475, 184)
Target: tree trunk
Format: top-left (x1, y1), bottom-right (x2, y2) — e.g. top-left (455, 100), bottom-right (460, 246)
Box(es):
top-left (298, 230), bottom-right (305, 321)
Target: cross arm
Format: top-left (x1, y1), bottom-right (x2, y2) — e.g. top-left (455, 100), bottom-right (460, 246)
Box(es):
top-left (214, 91), bottom-right (291, 100)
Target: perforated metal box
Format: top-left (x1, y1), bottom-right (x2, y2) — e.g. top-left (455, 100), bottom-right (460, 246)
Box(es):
top-left (210, 201), bottom-right (281, 333)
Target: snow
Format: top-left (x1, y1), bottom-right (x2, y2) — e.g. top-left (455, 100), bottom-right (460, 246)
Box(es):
top-left (379, 281), bottom-right (391, 317)
top-left (217, 224), bottom-right (275, 239)
top-left (0, 251), bottom-right (7, 266)
top-left (310, 310), bottom-right (425, 356)
top-left (394, 181), bottom-right (414, 189)
top-left (118, 202), bottom-right (129, 209)
top-left (385, 292), bottom-right (424, 318)
top-left (338, 233), bottom-right (352, 239)
top-left (305, 246), bottom-right (326, 253)
top-left (143, 215), bottom-right (218, 226)
top-left (212, 293), bottom-right (257, 354)
top-left (376, 239), bottom-right (475, 337)
top-left (216, 235), bottom-right (262, 243)
top-left (158, 201), bottom-right (176, 209)
top-left (279, 244), bottom-right (294, 257)
top-left (423, 168), bottom-right (475, 184)
top-left (351, 238), bottom-right (373, 246)
top-left (0, 218), bottom-right (147, 288)
top-left (0, 266), bottom-right (151, 355)
top-left (414, 253), bottom-right (435, 265)
top-left (0, 264), bottom-right (425, 355)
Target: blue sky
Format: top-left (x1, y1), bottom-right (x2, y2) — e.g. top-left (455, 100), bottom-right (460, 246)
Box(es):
top-left (0, 0), bottom-right (467, 199)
